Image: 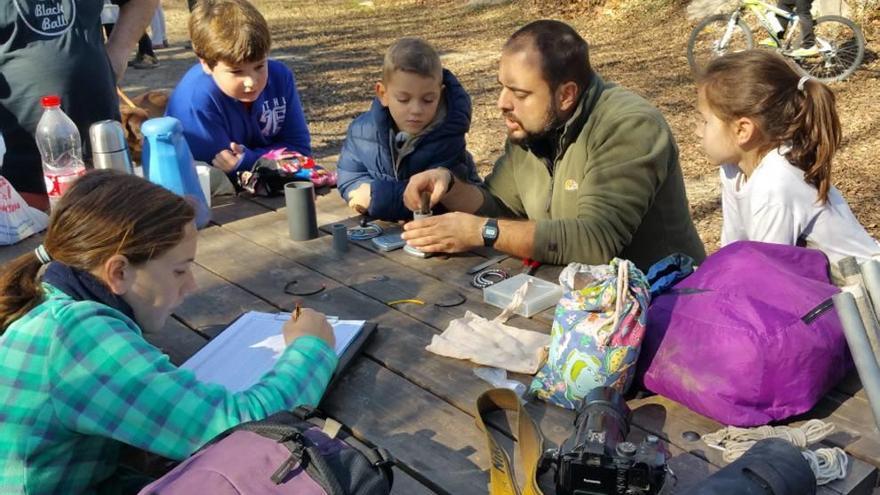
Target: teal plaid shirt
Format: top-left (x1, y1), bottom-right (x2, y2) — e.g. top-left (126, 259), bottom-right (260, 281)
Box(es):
top-left (0, 285), bottom-right (338, 494)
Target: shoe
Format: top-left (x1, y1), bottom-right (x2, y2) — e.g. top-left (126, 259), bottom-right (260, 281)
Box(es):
top-left (152, 40), bottom-right (169, 49)
top-left (758, 37), bottom-right (779, 48)
top-left (789, 45), bottom-right (820, 57)
top-left (129, 54), bottom-right (159, 69)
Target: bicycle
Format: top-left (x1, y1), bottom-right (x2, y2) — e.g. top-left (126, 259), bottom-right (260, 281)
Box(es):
top-left (686, 0), bottom-right (865, 82)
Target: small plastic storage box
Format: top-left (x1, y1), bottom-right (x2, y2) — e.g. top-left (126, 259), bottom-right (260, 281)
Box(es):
top-left (483, 273), bottom-right (564, 318)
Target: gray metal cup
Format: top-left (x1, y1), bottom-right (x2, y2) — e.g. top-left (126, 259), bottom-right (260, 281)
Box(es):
top-left (285, 181), bottom-right (318, 241)
top-left (405, 210), bottom-right (432, 258)
top-left (332, 223), bottom-right (349, 254)
top-left (89, 120), bottom-right (133, 173)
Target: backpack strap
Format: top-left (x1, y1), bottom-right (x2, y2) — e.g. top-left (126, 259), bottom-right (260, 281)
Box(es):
top-left (476, 388), bottom-right (545, 495)
top-left (293, 405), bottom-right (397, 485)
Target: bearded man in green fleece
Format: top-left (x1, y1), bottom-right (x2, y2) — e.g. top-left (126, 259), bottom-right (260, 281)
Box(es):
top-left (401, 19), bottom-right (705, 271)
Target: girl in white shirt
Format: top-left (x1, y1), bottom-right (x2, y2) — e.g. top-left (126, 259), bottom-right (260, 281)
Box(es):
top-left (695, 50), bottom-right (879, 269)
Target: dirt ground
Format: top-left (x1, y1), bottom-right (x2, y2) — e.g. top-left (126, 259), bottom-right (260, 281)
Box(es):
top-left (125, 0), bottom-right (880, 253)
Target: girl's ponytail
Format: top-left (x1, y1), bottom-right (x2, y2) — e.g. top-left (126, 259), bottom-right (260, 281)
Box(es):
top-left (786, 77), bottom-right (841, 203)
top-left (0, 253), bottom-right (46, 333)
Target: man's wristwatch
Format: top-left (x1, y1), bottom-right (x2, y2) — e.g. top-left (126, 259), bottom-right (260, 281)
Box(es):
top-left (482, 218), bottom-right (499, 247)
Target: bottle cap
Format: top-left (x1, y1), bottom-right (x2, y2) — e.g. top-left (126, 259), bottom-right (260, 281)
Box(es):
top-left (41, 95), bottom-right (61, 108)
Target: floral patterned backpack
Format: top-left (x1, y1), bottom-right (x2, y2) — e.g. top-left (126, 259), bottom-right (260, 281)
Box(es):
top-left (529, 259), bottom-right (650, 409)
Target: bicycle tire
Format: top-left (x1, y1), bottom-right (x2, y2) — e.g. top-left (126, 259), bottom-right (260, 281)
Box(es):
top-left (687, 14), bottom-right (754, 75)
top-left (789, 15), bottom-right (865, 82)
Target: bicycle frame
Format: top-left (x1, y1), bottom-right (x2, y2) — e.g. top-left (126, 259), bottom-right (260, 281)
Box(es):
top-left (744, 0), bottom-right (798, 44)
top-left (718, 0), bottom-right (798, 51)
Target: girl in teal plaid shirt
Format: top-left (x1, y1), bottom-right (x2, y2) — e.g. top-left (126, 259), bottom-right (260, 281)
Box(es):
top-left (0, 171), bottom-right (337, 494)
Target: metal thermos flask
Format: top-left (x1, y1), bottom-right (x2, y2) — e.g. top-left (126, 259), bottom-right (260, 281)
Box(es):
top-left (89, 120), bottom-right (134, 173)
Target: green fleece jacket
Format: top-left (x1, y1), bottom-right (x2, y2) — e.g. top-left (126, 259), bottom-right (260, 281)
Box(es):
top-left (477, 74), bottom-right (705, 271)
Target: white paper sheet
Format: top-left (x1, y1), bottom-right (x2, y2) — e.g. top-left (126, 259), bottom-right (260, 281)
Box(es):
top-left (181, 311), bottom-right (365, 392)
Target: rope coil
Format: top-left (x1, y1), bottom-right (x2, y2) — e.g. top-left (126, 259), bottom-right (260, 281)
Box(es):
top-left (701, 419), bottom-right (847, 485)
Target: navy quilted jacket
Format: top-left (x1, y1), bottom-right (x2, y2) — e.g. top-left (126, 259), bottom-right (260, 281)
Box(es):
top-left (336, 69), bottom-right (480, 221)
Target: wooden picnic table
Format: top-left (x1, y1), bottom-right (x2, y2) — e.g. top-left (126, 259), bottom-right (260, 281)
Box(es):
top-left (2, 192), bottom-right (879, 494)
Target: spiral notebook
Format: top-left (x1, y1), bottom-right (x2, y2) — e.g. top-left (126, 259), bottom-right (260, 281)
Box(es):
top-left (181, 311), bottom-right (373, 392)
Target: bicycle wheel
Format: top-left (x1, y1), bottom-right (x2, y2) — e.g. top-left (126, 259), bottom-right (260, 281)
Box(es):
top-left (789, 15), bottom-right (865, 82)
top-left (687, 14), bottom-right (754, 75)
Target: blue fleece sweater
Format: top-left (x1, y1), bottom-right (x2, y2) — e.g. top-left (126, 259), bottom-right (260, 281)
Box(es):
top-left (336, 69), bottom-right (480, 221)
top-left (166, 60), bottom-right (311, 173)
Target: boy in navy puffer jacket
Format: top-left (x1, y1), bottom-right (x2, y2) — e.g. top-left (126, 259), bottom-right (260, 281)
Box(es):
top-left (337, 38), bottom-right (480, 221)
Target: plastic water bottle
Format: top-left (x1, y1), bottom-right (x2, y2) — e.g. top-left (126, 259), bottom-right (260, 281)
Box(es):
top-left (35, 95), bottom-right (86, 210)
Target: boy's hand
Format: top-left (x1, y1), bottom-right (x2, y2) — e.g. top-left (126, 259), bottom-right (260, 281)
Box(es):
top-left (403, 168), bottom-right (453, 212)
top-left (347, 182), bottom-right (371, 213)
top-left (212, 142), bottom-right (246, 173)
top-left (282, 308), bottom-right (335, 348)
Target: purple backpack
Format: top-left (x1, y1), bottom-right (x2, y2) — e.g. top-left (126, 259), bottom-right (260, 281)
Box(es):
top-left (139, 408), bottom-right (393, 495)
top-left (640, 241), bottom-right (851, 426)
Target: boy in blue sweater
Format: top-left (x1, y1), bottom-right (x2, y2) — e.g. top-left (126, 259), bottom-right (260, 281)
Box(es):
top-left (337, 38), bottom-right (480, 221)
top-left (166, 0), bottom-right (310, 177)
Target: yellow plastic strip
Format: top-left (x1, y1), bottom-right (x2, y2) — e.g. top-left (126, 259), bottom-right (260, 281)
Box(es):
top-left (386, 299), bottom-right (425, 306)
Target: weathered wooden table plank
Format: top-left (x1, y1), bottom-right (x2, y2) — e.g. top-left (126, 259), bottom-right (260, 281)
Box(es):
top-left (217, 209), bottom-right (550, 332)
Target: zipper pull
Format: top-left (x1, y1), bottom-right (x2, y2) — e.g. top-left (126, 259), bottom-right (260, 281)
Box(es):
top-left (271, 454), bottom-right (298, 484)
top-left (271, 433), bottom-right (307, 484)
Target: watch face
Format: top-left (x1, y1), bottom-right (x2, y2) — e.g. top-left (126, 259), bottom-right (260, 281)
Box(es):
top-left (485, 226), bottom-right (498, 238)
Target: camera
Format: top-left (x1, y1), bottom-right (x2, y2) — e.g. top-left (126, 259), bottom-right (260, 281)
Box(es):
top-left (542, 387), bottom-right (669, 495)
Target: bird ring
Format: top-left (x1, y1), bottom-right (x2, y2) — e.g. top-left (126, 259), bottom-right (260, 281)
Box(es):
top-left (471, 268), bottom-right (509, 289)
top-left (434, 292), bottom-right (466, 308)
top-left (347, 223), bottom-right (383, 241)
top-left (284, 280), bottom-right (326, 296)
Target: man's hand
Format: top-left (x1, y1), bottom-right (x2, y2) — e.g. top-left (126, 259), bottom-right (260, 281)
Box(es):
top-left (401, 212), bottom-right (484, 253)
top-left (347, 182), bottom-right (371, 213)
top-left (402, 168), bottom-right (452, 212)
top-left (212, 142), bottom-right (245, 173)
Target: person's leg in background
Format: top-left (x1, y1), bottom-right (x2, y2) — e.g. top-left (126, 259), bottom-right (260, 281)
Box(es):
top-left (130, 32), bottom-right (159, 69)
top-left (150, 2), bottom-right (168, 49)
top-left (794, 0), bottom-right (816, 48)
top-left (776, 0), bottom-right (797, 37)
top-left (782, 0), bottom-right (818, 55)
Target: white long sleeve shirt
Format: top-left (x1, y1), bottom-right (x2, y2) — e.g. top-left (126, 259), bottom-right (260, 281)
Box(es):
top-left (720, 147), bottom-right (880, 266)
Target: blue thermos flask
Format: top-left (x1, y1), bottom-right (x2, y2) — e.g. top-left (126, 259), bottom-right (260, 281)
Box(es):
top-left (141, 117), bottom-right (210, 228)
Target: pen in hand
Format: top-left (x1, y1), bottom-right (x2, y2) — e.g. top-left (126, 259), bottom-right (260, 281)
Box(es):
top-left (283, 305), bottom-right (335, 347)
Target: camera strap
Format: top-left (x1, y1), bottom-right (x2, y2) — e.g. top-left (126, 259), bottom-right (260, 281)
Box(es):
top-left (476, 388), bottom-right (545, 495)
